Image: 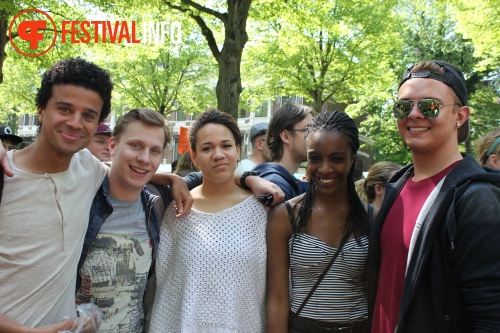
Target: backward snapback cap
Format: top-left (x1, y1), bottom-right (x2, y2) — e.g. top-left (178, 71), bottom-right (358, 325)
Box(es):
top-left (0, 126), bottom-right (23, 145)
top-left (399, 60), bottom-right (469, 143)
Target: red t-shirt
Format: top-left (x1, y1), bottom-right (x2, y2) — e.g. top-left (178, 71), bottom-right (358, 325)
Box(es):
top-left (371, 162), bottom-right (458, 333)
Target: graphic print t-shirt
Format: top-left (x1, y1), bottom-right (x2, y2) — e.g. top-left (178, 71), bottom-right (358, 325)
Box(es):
top-left (76, 196), bottom-right (152, 333)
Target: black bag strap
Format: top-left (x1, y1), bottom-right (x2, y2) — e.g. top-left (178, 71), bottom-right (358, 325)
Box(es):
top-left (284, 200), bottom-right (294, 223)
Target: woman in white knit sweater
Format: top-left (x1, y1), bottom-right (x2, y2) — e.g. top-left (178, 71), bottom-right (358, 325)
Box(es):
top-left (149, 109), bottom-right (268, 333)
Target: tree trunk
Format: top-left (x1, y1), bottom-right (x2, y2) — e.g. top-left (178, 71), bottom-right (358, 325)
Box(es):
top-left (312, 96), bottom-right (324, 114)
top-left (216, 44), bottom-right (243, 120)
top-left (159, 104), bottom-right (167, 116)
top-left (309, 89), bottom-right (324, 114)
top-left (0, 11), bottom-right (8, 84)
top-left (163, 0), bottom-right (251, 119)
top-left (215, 0), bottom-right (250, 119)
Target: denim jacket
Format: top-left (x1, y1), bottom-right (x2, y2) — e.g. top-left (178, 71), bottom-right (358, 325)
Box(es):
top-left (76, 174), bottom-right (164, 291)
top-left (76, 172), bottom-right (203, 292)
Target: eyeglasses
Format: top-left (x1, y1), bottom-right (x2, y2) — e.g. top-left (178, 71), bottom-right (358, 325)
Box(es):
top-left (392, 99), bottom-right (460, 120)
top-left (290, 128), bottom-right (307, 133)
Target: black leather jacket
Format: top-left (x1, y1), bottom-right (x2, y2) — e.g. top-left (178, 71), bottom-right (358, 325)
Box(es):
top-left (366, 154), bottom-right (500, 332)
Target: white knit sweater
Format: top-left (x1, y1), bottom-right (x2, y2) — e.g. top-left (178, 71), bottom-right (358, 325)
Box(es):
top-left (149, 196), bottom-right (268, 333)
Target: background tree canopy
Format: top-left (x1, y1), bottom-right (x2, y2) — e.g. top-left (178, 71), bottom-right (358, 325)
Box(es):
top-left (1, 0), bottom-right (499, 166)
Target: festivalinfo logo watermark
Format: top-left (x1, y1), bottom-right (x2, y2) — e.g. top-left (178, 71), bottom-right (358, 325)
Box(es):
top-left (9, 9), bottom-right (182, 57)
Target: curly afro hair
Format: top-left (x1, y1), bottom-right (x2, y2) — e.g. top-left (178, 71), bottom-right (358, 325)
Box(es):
top-left (188, 109), bottom-right (241, 152)
top-left (35, 57), bottom-right (113, 123)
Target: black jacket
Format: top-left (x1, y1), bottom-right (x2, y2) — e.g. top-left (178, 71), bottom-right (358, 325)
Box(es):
top-left (366, 154), bottom-right (500, 332)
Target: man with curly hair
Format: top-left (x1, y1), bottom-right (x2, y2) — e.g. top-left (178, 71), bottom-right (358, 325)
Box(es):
top-left (0, 58), bottom-right (114, 332)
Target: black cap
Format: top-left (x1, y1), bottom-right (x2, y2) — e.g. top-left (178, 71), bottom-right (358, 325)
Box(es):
top-left (399, 60), bottom-right (469, 143)
top-left (0, 126), bottom-right (23, 145)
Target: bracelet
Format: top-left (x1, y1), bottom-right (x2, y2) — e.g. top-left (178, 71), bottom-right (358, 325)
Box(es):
top-left (240, 171), bottom-right (258, 190)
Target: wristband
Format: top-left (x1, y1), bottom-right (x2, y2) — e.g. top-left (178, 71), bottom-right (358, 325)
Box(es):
top-left (240, 171), bottom-right (258, 190)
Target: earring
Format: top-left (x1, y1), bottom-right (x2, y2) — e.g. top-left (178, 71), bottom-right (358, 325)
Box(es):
top-left (456, 122), bottom-right (460, 128)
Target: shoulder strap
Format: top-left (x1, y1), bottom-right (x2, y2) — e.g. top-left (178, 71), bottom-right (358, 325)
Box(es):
top-left (284, 200), bottom-right (299, 234)
top-left (284, 200), bottom-right (294, 223)
top-left (294, 232), bottom-right (351, 316)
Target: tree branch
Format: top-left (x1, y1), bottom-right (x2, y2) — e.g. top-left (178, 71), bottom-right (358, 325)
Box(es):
top-left (163, 0), bottom-right (221, 60)
top-left (181, 0), bottom-right (225, 21)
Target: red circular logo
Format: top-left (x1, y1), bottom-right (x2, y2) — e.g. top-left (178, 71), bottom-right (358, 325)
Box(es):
top-left (8, 9), bottom-right (57, 57)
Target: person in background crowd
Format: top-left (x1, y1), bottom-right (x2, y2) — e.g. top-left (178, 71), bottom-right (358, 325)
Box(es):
top-left (170, 159), bottom-right (179, 173)
top-left (235, 122), bottom-right (270, 174)
top-left (174, 151), bottom-right (198, 176)
top-left (357, 161), bottom-right (402, 210)
top-left (0, 126), bottom-right (23, 151)
top-left (87, 123), bottom-right (112, 162)
top-left (237, 103), bottom-right (314, 200)
top-left (267, 111), bottom-right (372, 333)
top-left (367, 60), bottom-right (500, 333)
top-left (476, 127), bottom-right (500, 170)
top-left (149, 109), bottom-right (269, 332)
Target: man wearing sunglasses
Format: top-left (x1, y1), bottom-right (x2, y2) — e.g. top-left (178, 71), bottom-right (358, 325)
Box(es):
top-left (366, 60), bottom-right (500, 333)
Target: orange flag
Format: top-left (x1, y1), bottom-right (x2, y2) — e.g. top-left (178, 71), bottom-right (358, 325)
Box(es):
top-left (177, 126), bottom-right (190, 154)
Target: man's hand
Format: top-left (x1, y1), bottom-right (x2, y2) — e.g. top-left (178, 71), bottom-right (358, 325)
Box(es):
top-left (0, 144), bottom-right (13, 177)
top-left (168, 173), bottom-right (194, 217)
top-left (31, 319), bottom-right (74, 333)
top-left (245, 176), bottom-right (285, 208)
top-left (0, 314), bottom-right (73, 333)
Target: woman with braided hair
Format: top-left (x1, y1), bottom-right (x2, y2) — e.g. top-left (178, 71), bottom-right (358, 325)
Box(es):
top-left (266, 111), bottom-right (373, 333)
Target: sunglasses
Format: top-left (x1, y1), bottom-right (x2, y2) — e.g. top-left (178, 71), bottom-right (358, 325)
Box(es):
top-left (392, 99), bottom-right (459, 120)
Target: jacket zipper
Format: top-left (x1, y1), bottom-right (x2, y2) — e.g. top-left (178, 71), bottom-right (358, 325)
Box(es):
top-left (444, 314), bottom-right (452, 332)
top-left (146, 196), bottom-right (158, 266)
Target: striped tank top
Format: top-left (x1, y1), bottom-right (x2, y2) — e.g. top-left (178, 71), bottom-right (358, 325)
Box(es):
top-left (289, 233), bottom-right (369, 322)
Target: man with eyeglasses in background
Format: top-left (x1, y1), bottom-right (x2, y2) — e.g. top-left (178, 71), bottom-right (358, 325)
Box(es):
top-left (366, 60), bottom-right (500, 333)
top-left (235, 122), bottom-right (271, 174)
top-left (236, 103), bottom-right (313, 200)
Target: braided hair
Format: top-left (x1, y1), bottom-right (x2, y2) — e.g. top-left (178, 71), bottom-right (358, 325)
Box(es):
top-left (292, 111), bottom-right (370, 245)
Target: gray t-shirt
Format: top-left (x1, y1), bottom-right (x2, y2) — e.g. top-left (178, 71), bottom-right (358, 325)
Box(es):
top-left (76, 195), bottom-right (151, 333)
